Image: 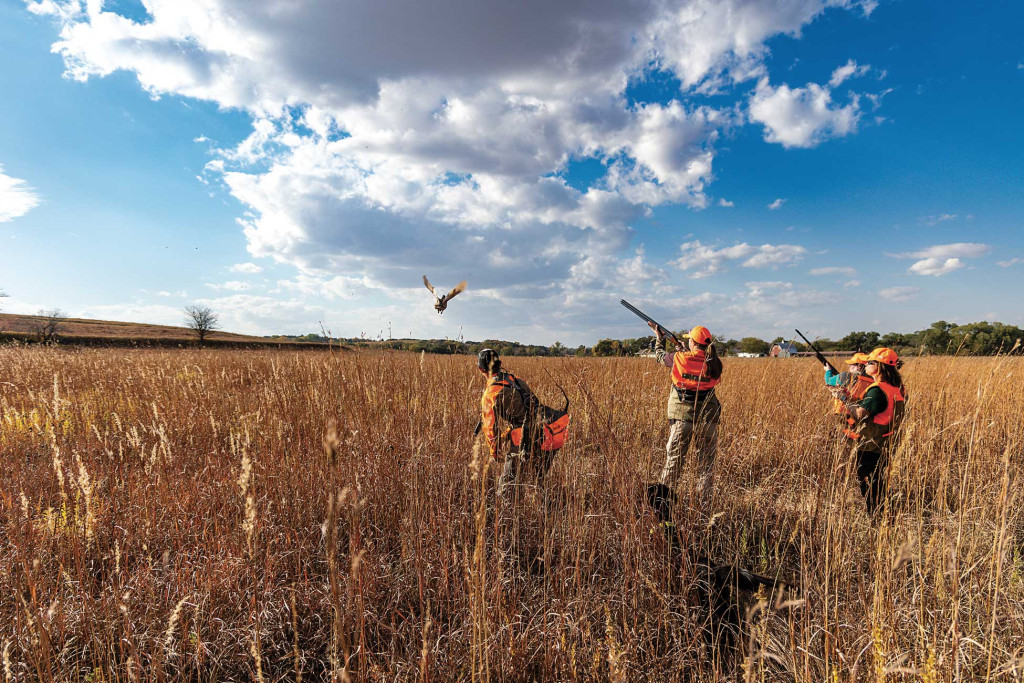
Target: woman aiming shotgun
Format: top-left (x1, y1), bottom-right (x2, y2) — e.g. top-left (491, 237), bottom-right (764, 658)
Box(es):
top-left (648, 322), bottom-right (724, 505)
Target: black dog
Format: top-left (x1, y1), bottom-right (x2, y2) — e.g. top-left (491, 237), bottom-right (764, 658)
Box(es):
top-left (644, 483), bottom-right (787, 660)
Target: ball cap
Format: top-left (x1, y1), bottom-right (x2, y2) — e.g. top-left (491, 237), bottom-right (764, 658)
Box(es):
top-left (689, 325), bottom-right (713, 345)
top-left (845, 352), bottom-right (871, 365)
top-left (868, 347), bottom-right (899, 366)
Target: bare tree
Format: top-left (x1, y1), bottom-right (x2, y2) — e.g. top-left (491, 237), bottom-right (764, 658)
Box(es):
top-left (33, 308), bottom-right (67, 343)
top-left (184, 304), bottom-right (220, 346)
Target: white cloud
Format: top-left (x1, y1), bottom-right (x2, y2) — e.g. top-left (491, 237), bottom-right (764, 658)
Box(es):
top-left (749, 74), bottom-right (861, 148)
top-left (879, 286), bottom-right (920, 302)
top-left (908, 257), bottom-right (964, 276)
top-left (767, 197), bottom-right (786, 210)
top-left (919, 213), bottom-right (957, 226)
top-left (0, 164), bottom-right (41, 222)
top-left (28, 0), bottom-right (879, 336)
top-left (809, 266), bottom-right (856, 276)
top-left (276, 273), bottom-right (367, 300)
top-left (229, 262), bottom-right (263, 274)
top-left (156, 290), bottom-right (188, 297)
top-left (742, 280), bottom-right (834, 307)
top-left (672, 240), bottom-right (806, 278)
top-left (997, 257), bottom-right (1022, 267)
top-left (894, 242), bottom-right (990, 277)
top-left (902, 243), bottom-right (990, 260)
top-left (704, 280), bottom-right (835, 335)
top-left (206, 281), bottom-right (253, 292)
top-left (717, 198), bottom-right (734, 207)
top-left (828, 59), bottom-right (870, 87)
top-left (741, 244), bottom-right (807, 268)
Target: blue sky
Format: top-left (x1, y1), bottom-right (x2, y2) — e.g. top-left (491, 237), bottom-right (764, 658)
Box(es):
top-left (1, 0), bottom-right (1021, 345)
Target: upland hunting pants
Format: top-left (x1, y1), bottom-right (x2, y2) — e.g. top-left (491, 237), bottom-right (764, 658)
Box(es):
top-left (661, 401), bottom-right (720, 499)
top-left (855, 448), bottom-right (888, 517)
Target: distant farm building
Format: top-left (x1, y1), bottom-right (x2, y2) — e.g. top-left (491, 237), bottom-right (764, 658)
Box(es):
top-left (770, 342), bottom-right (799, 357)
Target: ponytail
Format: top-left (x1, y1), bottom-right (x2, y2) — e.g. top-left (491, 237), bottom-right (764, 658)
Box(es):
top-left (698, 341), bottom-right (723, 380)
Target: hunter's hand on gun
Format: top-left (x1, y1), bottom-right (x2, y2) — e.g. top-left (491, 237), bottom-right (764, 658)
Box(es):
top-left (648, 320), bottom-right (664, 341)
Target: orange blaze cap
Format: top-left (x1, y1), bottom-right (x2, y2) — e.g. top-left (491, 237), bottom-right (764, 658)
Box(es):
top-left (845, 352), bottom-right (870, 365)
top-left (689, 325), bottom-right (713, 345)
top-left (868, 347), bottom-right (899, 366)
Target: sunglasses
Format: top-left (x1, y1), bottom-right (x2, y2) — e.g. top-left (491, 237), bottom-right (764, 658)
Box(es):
top-left (865, 360), bottom-right (878, 365)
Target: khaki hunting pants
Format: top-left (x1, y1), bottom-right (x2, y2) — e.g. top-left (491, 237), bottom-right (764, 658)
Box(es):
top-left (660, 404), bottom-right (720, 499)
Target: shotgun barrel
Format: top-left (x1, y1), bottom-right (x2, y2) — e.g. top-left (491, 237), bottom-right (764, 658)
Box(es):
top-left (620, 299), bottom-right (683, 348)
top-left (795, 328), bottom-right (839, 375)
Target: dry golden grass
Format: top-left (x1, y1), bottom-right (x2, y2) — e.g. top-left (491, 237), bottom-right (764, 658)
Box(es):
top-left (0, 347), bottom-right (1021, 681)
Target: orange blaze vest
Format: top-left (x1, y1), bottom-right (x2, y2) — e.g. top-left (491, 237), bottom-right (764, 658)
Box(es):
top-left (480, 372), bottom-right (521, 458)
top-left (834, 374), bottom-right (875, 414)
top-left (507, 413), bottom-right (571, 452)
top-left (480, 372), bottom-right (570, 458)
top-left (843, 380), bottom-right (906, 443)
top-left (670, 350), bottom-right (720, 393)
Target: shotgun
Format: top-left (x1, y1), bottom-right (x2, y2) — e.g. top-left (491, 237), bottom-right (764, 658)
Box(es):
top-left (794, 328), bottom-right (839, 375)
top-left (620, 299), bottom-right (683, 348)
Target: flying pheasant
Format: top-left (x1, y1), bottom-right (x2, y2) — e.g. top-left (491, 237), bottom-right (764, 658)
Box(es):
top-left (423, 275), bottom-right (467, 314)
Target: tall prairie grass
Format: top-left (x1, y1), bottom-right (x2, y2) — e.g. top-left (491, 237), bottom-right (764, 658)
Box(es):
top-left (0, 347), bottom-right (1021, 681)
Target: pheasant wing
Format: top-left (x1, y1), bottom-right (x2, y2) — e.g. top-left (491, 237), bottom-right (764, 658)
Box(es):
top-left (443, 280), bottom-right (467, 303)
top-left (422, 275), bottom-right (436, 296)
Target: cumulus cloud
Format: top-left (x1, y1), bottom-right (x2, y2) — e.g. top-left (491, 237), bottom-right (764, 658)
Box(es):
top-left (229, 262), bottom-right (263, 274)
top-left (748, 73), bottom-right (863, 148)
top-left (742, 280), bottom-right (834, 307)
top-left (908, 258), bottom-right (965, 276)
top-left (672, 240), bottom-right (806, 278)
top-left (28, 0), bottom-right (879, 338)
top-left (809, 266), bottom-right (856, 276)
top-left (767, 198), bottom-right (786, 210)
top-left (702, 280), bottom-right (835, 335)
top-left (828, 59), bottom-right (870, 87)
top-left (206, 281), bottom-right (253, 292)
top-left (878, 286), bottom-right (920, 302)
top-left (0, 164), bottom-right (41, 222)
top-left (903, 243), bottom-right (990, 260)
top-left (717, 198), bottom-right (734, 207)
top-left (894, 242), bottom-right (990, 277)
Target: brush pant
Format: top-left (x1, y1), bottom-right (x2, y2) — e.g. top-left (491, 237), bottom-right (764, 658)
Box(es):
top-left (855, 448), bottom-right (888, 516)
top-left (660, 396), bottom-right (721, 498)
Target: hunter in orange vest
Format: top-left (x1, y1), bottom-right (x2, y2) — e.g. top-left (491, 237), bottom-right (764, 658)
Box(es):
top-left (477, 348), bottom-right (570, 496)
top-left (833, 347), bottom-right (906, 517)
top-left (826, 353), bottom-right (875, 439)
top-left (649, 322), bottom-right (723, 505)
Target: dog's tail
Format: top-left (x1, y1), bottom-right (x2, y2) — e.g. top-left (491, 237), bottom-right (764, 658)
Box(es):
top-left (556, 382), bottom-right (569, 412)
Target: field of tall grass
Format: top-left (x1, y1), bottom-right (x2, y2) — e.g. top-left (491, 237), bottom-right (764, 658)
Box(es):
top-left (0, 346), bottom-right (1021, 681)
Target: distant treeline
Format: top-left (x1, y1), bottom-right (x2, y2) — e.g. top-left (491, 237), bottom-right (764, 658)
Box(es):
top-left (270, 320), bottom-right (1024, 358)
